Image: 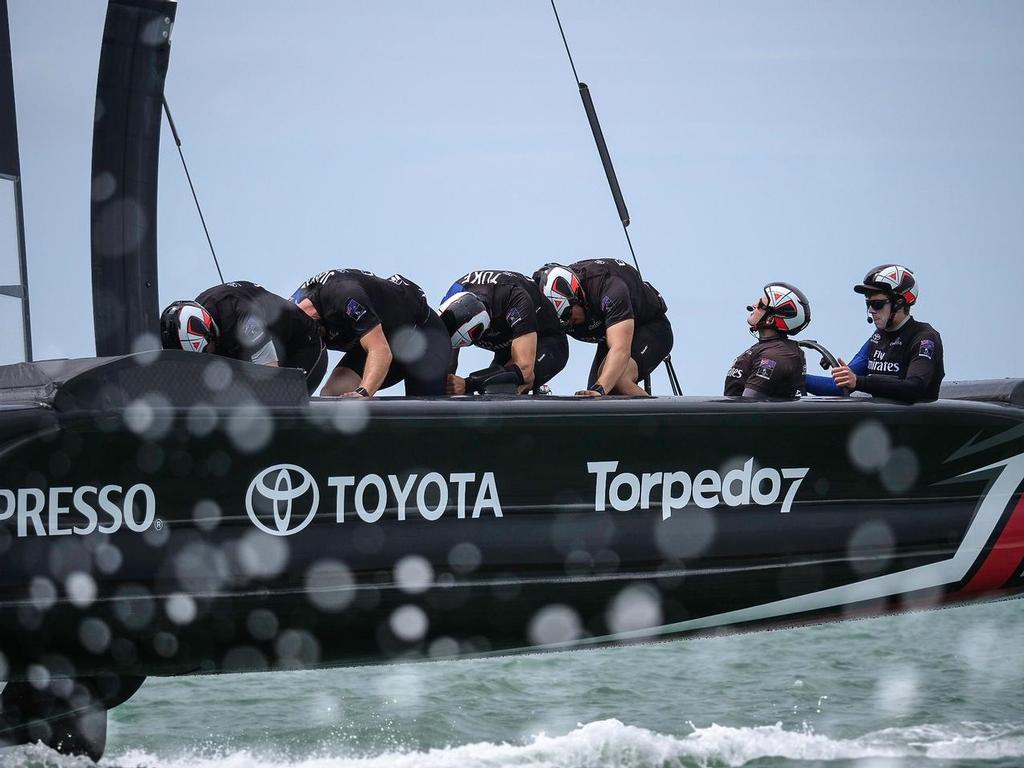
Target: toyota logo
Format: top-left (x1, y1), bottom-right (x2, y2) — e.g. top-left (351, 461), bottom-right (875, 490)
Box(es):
top-left (245, 464), bottom-right (320, 536)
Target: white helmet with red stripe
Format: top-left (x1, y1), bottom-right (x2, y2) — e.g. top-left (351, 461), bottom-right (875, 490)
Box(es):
top-left (160, 301), bottom-right (219, 353)
top-left (536, 264), bottom-right (585, 325)
top-left (853, 264), bottom-right (918, 308)
top-left (755, 282), bottom-right (811, 335)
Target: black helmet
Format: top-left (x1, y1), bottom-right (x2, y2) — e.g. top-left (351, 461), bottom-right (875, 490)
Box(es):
top-left (749, 282), bottom-right (811, 335)
top-left (438, 291), bottom-right (490, 348)
top-left (160, 301), bottom-right (218, 353)
top-left (853, 265), bottom-right (918, 308)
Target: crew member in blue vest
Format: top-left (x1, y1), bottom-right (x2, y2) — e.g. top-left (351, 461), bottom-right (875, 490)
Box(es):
top-left (806, 265), bottom-right (944, 403)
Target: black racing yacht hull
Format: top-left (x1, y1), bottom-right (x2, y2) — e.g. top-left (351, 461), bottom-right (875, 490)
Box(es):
top-left (2, 353), bottom-right (1023, 685)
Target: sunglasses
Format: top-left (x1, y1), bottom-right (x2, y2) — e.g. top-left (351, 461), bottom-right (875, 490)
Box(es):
top-left (865, 299), bottom-right (890, 311)
top-left (746, 299), bottom-right (767, 312)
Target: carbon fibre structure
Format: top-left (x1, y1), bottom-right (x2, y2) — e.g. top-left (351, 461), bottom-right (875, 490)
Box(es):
top-left (1, 354), bottom-right (1023, 681)
top-left (91, 0), bottom-right (176, 357)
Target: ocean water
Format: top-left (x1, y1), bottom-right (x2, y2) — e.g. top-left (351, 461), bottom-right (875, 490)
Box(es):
top-left (5, 598), bottom-right (1023, 768)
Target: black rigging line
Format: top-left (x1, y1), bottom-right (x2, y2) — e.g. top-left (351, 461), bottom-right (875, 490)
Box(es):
top-left (549, 0), bottom-right (682, 395)
top-left (162, 96), bottom-right (225, 284)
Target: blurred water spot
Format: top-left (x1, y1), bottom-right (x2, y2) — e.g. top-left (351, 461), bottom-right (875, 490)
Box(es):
top-left (390, 604), bottom-right (429, 642)
top-left (395, 555), bottom-right (434, 594)
top-left (238, 530), bottom-right (290, 579)
top-left (29, 577), bottom-right (57, 611)
top-left (331, 398), bottom-right (370, 434)
top-left (27, 663), bottom-right (50, 690)
top-left (143, 518), bottom-right (170, 547)
top-left (202, 359), bottom-right (234, 391)
top-left (153, 631), bottom-right (178, 658)
top-left (880, 446), bottom-right (920, 494)
top-left (847, 520), bottom-right (896, 576)
top-left (78, 617), bottom-right (112, 655)
top-left (246, 609), bottom-right (280, 641)
top-left (848, 420), bottom-right (891, 471)
top-left (131, 334), bottom-right (162, 360)
top-left (192, 499), bottom-right (223, 531)
top-left (874, 666), bottom-right (919, 717)
top-left (123, 399), bottom-right (155, 435)
top-left (187, 403), bottom-right (219, 436)
top-left (275, 629), bottom-right (321, 668)
top-left (226, 402), bottom-right (274, 453)
top-left (113, 585), bottom-right (155, 630)
top-left (65, 572), bottom-right (98, 608)
top-left (654, 508), bottom-right (715, 559)
top-left (95, 542), bottom-right (123, 574)
top-left (428, 636), bottom-right (460, 658)
top-left (305, 559), bottom-right (356, 612)
top-left (446, 542), bottom-right (482, 575)
top-left (165, 592), bottom-right (198, 625)
top-left (528, 604), bottom-right (582, 645)
top-left (174, 541), bottom-right (229, 593)
top-left (91, 170), bottom-right (116, 201)
top-left (607, 584), bottom-right (663, 635)
top-left (391, 326), bottom-right (427, 364)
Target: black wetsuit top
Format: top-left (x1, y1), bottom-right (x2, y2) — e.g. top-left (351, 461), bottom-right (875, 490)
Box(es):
top-left (293, 269), bottom-right (431, 352)
top-left (540, 259), bottom-right (667, 343)
top-left (196, 281), bottom-right (322, 369)
top-left (856, 317), bottom-right (945, 402)
top-left (443, 269), bottom-right (564, 352)
top-left (724, 336), bottom-right (806, 398)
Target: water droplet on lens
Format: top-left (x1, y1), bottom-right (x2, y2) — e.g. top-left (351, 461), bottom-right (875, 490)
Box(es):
top-left (528, 604), bottom-right (582, 645)
top-left (395, 555), bottom-right (433, 594)
top-left (390, 604), bottom-right (428, 642)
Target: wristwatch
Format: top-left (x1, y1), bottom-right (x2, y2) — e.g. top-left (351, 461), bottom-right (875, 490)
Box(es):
top-left (353, 386), bottom-right (370, 398)
top-left (589, 383), bottom-right (606, 396)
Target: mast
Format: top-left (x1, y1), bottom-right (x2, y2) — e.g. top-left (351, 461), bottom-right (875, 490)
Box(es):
top-left (0, 0), bottom-right (32, 363)
top-left (90, 0), bottom-right (176, 356)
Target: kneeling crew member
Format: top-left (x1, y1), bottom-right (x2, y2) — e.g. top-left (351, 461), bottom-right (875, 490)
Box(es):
top-left (160, 280), bottom-right (328, 394)
top-left (439, 269), bottom-right (569, 395)
top-left (535, 259), bottom-right (673, 397)
top-left (806, 264), bottom-right (944, 403)
top-left (292, 269), bottom-right (449, 397)
top-left (724, 282), bottom-right (809, 398)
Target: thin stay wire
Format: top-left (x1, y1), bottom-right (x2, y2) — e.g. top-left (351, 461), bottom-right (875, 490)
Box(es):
top-left (549, 0), bottom-right (682, 395)
top-left (162, 96), bottom-right (225, 284)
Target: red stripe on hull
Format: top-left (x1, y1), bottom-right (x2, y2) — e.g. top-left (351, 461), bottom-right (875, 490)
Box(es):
top-left (960, 493), bottom-right (1024, 594)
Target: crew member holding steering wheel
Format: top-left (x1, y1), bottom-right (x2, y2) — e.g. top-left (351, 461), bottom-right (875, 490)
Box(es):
top-left (806, 265), bottom-right (944, 403)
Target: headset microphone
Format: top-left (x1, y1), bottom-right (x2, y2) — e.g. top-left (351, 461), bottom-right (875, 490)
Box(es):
top-left (867, 315), bottom-right (874, 324)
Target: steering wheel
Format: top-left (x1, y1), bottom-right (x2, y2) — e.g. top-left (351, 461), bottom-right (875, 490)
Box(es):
top-left (796, 339), bottom-right (849, 397)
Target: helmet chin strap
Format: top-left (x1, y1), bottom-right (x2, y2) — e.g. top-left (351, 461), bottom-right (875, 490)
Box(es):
top-left (885, 297), bottom-right (912, 331)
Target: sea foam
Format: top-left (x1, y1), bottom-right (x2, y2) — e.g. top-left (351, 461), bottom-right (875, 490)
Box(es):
top-left (6, 718), bottom-right (1024, 768)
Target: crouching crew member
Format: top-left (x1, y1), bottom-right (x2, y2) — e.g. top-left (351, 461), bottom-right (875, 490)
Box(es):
top-left (439, 269), bottom-right (568, 395)
top-left (535, 259), bottom-right (673, 397)
top-left (807, 265), bottom-right (944, 403)
top-left (292, 269), bottom-right (449, 397)
top-left (724, 282), bottom-right (810, 398)
top-left (160, 280), bottom-right (328, 394)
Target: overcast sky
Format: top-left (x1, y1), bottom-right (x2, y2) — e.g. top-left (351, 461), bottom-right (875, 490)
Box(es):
top-left (6, 1), bottom-right (1024, 395)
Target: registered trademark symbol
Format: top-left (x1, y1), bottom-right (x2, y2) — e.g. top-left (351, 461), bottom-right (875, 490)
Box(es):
top-left (154, 518), bottom-right (164, 531)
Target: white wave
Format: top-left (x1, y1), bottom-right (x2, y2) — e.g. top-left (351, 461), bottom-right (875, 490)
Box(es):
top-left (7, 718), bottom-right (1024, 767)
